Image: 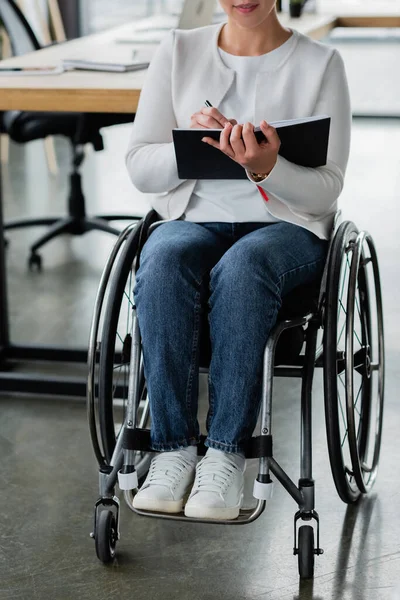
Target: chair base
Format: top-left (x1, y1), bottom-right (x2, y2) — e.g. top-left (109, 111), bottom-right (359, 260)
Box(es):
top-left (4, 166), bottom-right (141, 267)
top-left (5, 214), bottom-right (139, 250)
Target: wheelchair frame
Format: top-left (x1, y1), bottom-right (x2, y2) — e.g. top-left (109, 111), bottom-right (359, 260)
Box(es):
top-left (87, 211), bottom-right (384, 578)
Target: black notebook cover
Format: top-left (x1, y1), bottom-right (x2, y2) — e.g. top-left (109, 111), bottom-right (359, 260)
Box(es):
top-left (173, 116), bottom-right (331, 179)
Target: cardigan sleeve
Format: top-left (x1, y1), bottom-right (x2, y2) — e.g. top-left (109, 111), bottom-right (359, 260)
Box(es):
top-left (248, 50), bottom-right (352, 219)
top-left (125, 30), bottom-right (185, 194)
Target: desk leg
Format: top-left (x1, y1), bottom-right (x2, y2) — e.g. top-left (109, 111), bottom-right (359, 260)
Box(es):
top-left (0, 155), bottom-right (10, 356)
top-left (0, 140), bottom-right (89, 397)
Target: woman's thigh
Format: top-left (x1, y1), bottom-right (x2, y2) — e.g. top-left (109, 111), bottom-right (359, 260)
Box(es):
top-left (211, 222), bottom-right (328, 297)
top-left (135, 220), bottom-right (230, 291)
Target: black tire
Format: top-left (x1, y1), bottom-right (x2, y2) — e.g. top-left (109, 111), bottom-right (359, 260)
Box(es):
top-left (95, 510), bottom-right (117, 563)
top-left (298, 525), bottom-right (315, 579)
top-left (98, 224), bottom-right (142, 463)
top-left (98, 222), bottom-right (152, 485)
top-left (324, 222), bottom-right (384, 504)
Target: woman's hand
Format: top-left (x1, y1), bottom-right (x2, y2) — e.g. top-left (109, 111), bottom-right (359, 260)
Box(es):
top-left (190, 106), bottom-right (237, 130)
top-left (202, 120), bottom-right (281, 175)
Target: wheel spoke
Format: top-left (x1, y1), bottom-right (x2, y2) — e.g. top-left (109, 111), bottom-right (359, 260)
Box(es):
top-left (354, 380), bottom-right (363, 410)
top-left (353, 325), bottom-right (362, 347)
top-left (355, 283), bottom-right (362, 323)
top-left (338, 298), bottom-right (347, 318)
top-left (112, 364), bottom-right (126, 399)
top-left (341, 428), bottom-right (349, 447)
top-left (123, 289), bottom-right (134, 307)
top-left (337, 316), bottom-right (346, 346)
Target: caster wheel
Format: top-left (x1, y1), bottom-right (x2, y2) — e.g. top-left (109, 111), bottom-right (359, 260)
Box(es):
top-left (95, 509), bottom-right (117, 563)
top-left (28, 253), bottom-right (42, 271)
top-left (298, 525), bottom-right (315, 579)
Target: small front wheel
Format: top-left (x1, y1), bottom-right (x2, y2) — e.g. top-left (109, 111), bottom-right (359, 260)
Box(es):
top-left (95, 510), bottom-right (117, 563)
top-left (298, 525), bottom-right (315, 579)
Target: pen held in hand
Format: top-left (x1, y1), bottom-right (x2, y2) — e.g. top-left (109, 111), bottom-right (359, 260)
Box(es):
top-left (202, 99), bottom-right (269, 202)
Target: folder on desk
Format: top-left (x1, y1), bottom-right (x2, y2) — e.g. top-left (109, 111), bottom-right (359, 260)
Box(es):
top-left (62, 60), bottom-right (150, 73)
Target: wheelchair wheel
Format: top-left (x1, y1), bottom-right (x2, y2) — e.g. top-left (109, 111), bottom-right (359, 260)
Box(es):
top-left (298, 525), bottom-right (315, 579)
top-left (324, 222), bottom-right (384, 504)
top-left (98, 225), bottom-right (151, 471)
top-left (95, 510), bottom-right (117, 563)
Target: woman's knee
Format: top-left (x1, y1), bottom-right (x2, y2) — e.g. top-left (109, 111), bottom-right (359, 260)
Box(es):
top-left (135, 221), bottom-right (218, 300)
top-left (138, 223), bottom-right (199, 279)
top-left (210, 238), bottom-right (278, 289)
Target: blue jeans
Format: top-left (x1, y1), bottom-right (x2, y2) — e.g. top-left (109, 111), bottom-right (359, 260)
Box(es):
top-left (134, 221), bottom-right (327, 453)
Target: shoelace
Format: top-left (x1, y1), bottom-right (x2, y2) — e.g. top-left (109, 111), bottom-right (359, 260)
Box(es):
top-left (145, 453), bottom-right (194, 489)
top-left (194, 456), bottom-right (239, 494)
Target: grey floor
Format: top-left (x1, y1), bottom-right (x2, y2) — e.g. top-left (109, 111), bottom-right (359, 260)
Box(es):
top-left (1, 44), bottom-right (400, 600)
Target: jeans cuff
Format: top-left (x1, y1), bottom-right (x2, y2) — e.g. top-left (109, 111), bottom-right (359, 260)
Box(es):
top-left (150, 437), bottom-right (199, 452)
top-left (205, 438), bottom-right (243, 454)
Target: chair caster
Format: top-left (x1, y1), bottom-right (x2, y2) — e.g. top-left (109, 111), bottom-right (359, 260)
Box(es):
top-left (92, 496), bottom-right (120, 563)
top-left (28, 253), bottom-right (42, 271)
top-left (95, 509), bottom-right (118, 563)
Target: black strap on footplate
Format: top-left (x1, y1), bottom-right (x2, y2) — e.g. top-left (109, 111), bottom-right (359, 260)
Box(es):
top-left (122, 428), bottom-right (273, 459)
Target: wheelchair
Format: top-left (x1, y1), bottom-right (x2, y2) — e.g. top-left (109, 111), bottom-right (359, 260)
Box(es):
top-left (87, 209), bottom-right (385, 579)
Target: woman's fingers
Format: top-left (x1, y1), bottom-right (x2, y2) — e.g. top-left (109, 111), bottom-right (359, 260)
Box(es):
top-left (202, 123), bottom-right (236, 158)
top-left (242, 122), bottom-right (259, 156)
top-left (260, 120), bottom-right (281, 151)
top-left (190, 108), bottom-right (238, 130)
top-left (202, 106), bottom-right (232, 128)
top-left (220, 123), bottom-right (235, 157)
top-left (201, 136), bottom-right (219, 148)
top-left (229, 124), bottom-right (245, 156)
top-left (191, 112), bottom-right (224, 129)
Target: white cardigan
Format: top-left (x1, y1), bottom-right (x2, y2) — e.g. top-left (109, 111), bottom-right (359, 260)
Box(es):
top-left (126, 23), bottom-right (352, 240)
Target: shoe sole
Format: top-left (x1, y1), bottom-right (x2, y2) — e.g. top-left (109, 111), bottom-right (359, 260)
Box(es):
top-left (184, 492), bottom-right (244, 521)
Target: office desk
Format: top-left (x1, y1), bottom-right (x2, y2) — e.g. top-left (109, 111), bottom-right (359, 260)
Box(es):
top-left (0, 14), bottom-right (339, 113)
top-left (0, 11), bottom-right (399, 396)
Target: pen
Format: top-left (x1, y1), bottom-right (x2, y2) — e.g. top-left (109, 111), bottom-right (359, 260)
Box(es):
top-left (203, 100), bottom-right (269, 203)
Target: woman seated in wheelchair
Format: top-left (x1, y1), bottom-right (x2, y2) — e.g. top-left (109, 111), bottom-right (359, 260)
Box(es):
top-left (125, 0), bottom-right (351, 519)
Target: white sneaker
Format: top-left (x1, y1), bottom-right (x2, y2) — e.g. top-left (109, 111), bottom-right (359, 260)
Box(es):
top-left (132, 447), bottom-right (197, 514)
top-left (184, 448), bottom-right (245, 520)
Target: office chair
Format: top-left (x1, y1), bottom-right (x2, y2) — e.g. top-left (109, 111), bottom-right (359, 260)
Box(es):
top-left (0, 0), bottom-right (139, 269)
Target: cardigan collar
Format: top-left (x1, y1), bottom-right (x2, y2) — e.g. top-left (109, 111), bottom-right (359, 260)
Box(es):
top-left (211, 22), bottom-right (299, 74)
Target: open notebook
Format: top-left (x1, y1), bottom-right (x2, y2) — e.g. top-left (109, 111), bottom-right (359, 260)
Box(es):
top-left (173, 115), bottom-right (331, 179)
